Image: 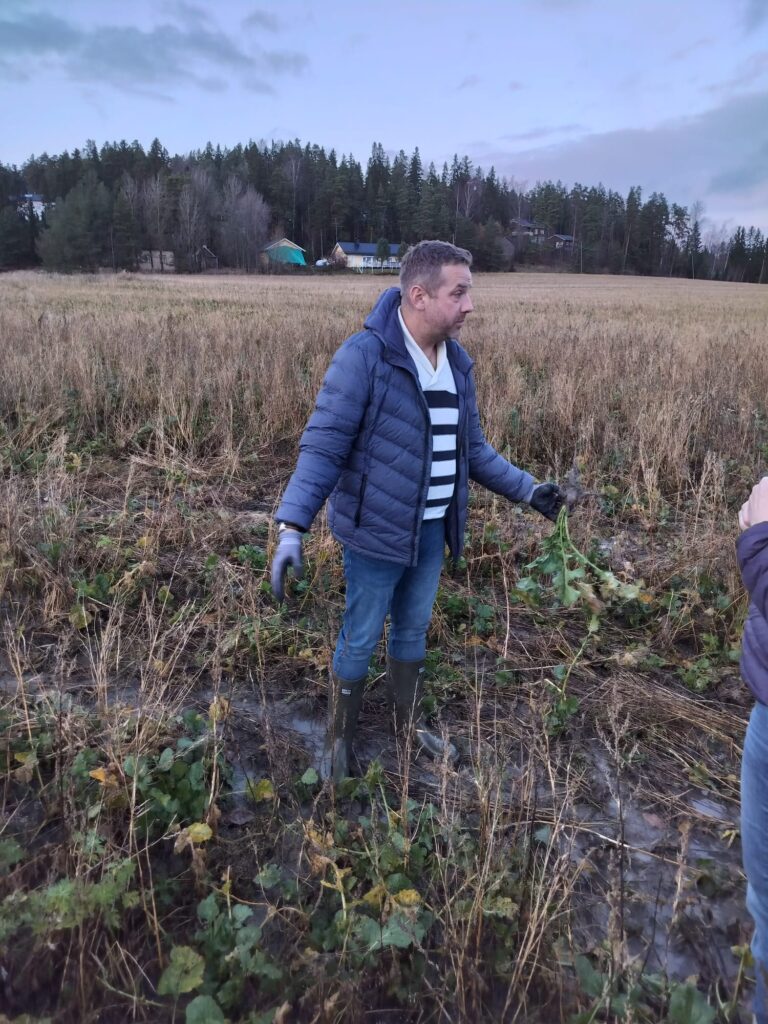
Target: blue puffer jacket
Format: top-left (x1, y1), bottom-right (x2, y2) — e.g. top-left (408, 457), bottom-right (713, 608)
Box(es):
top-left (276, 287), bottom-right (535, 566)
top-left (737, 521), bottom-right (768, 705)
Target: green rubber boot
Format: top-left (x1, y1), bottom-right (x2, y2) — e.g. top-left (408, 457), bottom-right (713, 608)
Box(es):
top-left (386, 656), bottom-right (458, 764)
top-left (318, 674), bottom-right (366, 784)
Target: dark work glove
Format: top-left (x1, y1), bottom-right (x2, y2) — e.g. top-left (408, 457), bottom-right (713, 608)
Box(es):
top-left (271, 527), bottom-right (303, 602)
top-left (529, 482), bottom-right (565, 522)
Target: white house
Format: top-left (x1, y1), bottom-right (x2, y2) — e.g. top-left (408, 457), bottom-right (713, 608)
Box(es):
top-left (331, 241), bottom-right (401, 271)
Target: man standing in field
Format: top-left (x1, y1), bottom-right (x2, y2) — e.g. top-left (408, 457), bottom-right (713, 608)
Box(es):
top-left (271, 240), bottom-right (564, 782)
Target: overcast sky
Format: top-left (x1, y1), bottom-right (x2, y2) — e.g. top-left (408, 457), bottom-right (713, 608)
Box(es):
top-left (2, 0), bottom-right (767, 233)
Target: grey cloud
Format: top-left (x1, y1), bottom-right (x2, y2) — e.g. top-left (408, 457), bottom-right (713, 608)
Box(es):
top-left (162, 2), bottom-right (210, 27)
top-left (0, 9), bottom-right (306, 94)
top-left (501, 124), bottom-right (583, 142)
top-left (710, 141), bottom-right (768, 194)
top-left (457, 75), bottom-right (481, 90)
top-left (668, 37), bottom-right (713, 62)
top-left (744, 0), bottom-right (768, 31)
top-left (196, 76), bottom-right (228, 93)
top-left (243, 9), bottom-right (280, 31)
top-left (261, 49), bottom-right (309, 74)
top-left (244, 76), bottom-right (276, 94)
top-left (0, 56), bottom-right (29, 81)
top-left (706, 50), bottom-right (768, 95)
top-left (0, 13), bottom-right (81, 56)
top-left (465, 89), bottom-right (768, 228)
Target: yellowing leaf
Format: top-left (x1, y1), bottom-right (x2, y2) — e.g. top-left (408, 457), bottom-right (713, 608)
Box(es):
top-left (13, 752), bottom-right (37, 783)
top-left (69, 605), bottom-right (93, 629)
top-left (307, 825), bottom-right (334, 849)
top-left (157, 945), bottom-right (205, 997)
top-left (89, 767), bottom-right (119, 788)
top-left (208, 696), bottom-right (230, 723)
top-left (187, 823), bottom-right (213, 844)
top-left (393, 888), bottom-right (422, 907)
top-left (362, 884), bottom-right (387, 909)
top-left (483, 895), bottom-right (519, 920)
top-left (249, 778), bottom-right (275, 802)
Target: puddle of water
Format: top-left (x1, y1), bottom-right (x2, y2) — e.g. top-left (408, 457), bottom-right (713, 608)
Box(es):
top-left (689, 794), bottom-right (730, 821)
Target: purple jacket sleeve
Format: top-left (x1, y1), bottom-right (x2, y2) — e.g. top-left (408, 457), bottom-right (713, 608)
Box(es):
top-left (737, 522), bottom-right (768, 620)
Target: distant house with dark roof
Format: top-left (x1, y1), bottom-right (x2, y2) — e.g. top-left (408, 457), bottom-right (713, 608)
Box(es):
top-left (330, 241), bottom-right (401, 271)
top-left (262, 238), bottom-right (307, 268)
top-left (194, 245), bottom-right (218, 271)
top-left (549, 233), bottom-right (575, 250)
top-left (509, 217), bottom-right (547, 243)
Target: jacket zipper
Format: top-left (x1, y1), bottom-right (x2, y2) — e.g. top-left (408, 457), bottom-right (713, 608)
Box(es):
top-left (354, 474), bottom-right (368, 527)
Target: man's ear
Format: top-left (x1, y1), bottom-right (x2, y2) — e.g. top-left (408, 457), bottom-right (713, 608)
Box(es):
top-left (407, 283), bottom-right (428, 310)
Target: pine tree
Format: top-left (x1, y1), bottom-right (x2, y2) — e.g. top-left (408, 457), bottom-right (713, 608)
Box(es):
top-left (37, 172), bottom-right (112, 271)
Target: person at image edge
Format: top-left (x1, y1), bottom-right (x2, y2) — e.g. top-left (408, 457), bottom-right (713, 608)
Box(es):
top-left (737, 478), bottom-right (768, 1024)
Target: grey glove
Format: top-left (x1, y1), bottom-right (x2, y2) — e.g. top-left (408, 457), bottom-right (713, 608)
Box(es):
top-left (271, 527), bottom-right (303, 602)
top-left (529, 482), bottom-right (565, 522)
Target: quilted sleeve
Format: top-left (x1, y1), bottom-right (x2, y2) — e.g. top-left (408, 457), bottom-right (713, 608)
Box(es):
top-left (276, 337), bottom-right (372, 531)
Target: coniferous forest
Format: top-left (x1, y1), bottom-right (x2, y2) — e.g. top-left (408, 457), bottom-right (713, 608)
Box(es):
top-left (1, 136), bottom-right (765, 281)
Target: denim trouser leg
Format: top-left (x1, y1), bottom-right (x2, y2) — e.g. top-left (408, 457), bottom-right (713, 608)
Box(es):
top-left (388, 519), bottom-right (446, 662)
top-left (742, 700), bottom-right (768, 1024)
top-left (332, 519), bottom-right (446, 680)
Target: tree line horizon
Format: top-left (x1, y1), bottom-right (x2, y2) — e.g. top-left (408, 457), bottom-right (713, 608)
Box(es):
top-left (0, 136), bottom-right (765, 283)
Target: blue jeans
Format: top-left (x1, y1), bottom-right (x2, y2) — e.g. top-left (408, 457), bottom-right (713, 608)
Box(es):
top-left (332, 518), bottom-right (446, 680)
top-left (742, 700), bottom-right (768, 1024)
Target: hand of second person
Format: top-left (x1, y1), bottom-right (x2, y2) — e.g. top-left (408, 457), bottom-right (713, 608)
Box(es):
top-left (529, 482), bottom-right (565, 522)
top-left (740, 477), bottom-right (768, 532)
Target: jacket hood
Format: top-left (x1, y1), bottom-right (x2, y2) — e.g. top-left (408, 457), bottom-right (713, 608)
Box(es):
top-left (363, 287), bottom-right (474, 375)
top-left (364, 286), bottom-right (402, 338)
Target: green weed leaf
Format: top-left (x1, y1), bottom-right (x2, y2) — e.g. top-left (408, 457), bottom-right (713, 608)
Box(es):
top-left (0, 838), bottom-right (25, 872)
top-left (255, 864), bottom-right (282, 890)
top-left (574, 954), bottom-right (606, 1000)
top-left (156, 747), bottom-right (174, 772)
top-left (186, 994), bottom-right (226, 1023)
top-left (157, 945), bottom-right (205, 997)
top-left (667, 981), bottom-right (715, 1024)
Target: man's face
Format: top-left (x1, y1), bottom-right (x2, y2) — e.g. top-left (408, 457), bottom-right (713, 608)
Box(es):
top-left (423, 263), bottom-right (474, 340)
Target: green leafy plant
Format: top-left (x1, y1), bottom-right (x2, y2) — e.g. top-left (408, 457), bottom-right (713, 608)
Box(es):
top-left (192, 892), bottom-right (282, 1011)
top-left (570, 954), bottom-right (716, 1023)
top-left (0, 858), bottom-right (137, 945)
top-left (517, 508), bottom-right (641, 610)
top-left (230, 544), bottom-right (267, 571)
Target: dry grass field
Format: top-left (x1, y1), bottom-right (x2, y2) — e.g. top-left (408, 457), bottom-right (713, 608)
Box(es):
top-left (1, 269), bottom-right (768, 1023)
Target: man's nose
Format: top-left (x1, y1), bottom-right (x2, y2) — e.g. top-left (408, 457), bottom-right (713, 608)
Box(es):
top-left (462, 294), bottom-right (474, 313)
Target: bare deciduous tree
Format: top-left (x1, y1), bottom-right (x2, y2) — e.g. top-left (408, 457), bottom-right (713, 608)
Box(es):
top-left (141, 174), bottom-right (167, 270)
top-left (218, 174), bottom-right (270, 271)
